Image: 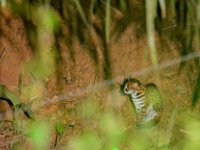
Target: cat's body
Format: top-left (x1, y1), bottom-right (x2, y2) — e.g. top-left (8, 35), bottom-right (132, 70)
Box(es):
top-left (122, 78), bottom-right (163, 128)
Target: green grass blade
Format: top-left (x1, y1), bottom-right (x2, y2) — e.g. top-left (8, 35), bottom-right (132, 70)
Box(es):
top-left (119, 0), bottom-right (127, 12)
top-left (73, 0), bottom-right (88, 27)
top-left (105, 0), bottom-right (111, 44)
top-left (158, 0), bottom-right (166, 18)
top-left (145, 0), bottom-right (158, 67)
top-left (0, 0), bottom-right (6, 7)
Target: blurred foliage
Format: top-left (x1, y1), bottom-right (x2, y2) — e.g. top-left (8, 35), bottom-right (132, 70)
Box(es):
top-left (183, 113), bottom-right (200, 150)
top-left (69, 133), bottom-right (101, 150)
top-left (26, 121), bottom-right (50, 150)
top-left (78, 95), bottom-right (99, 120)
top-left (99, 114), bottom-right (125, 149)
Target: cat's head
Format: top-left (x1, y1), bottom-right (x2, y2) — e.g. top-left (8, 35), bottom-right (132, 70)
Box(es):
top-left (122, 78), bottom-right (145, 95)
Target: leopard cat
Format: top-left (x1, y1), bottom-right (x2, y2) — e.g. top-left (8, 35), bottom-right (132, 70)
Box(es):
top-left (122, 78), bottom-right (163, 128)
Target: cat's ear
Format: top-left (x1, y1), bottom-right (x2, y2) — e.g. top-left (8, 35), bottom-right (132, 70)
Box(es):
top-left (122, 76), bottom-right (132, 85)
top-left (125, 75), bottom-right (132, 81)
top-left (119, 82), bottom-right (126, 95)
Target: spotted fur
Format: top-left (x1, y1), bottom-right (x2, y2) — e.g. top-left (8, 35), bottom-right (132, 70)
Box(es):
top-left (122, 78), bottom-right (163, 128)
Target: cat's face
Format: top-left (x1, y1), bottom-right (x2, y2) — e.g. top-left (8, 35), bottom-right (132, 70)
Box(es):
top-left (123, 78), bottom-right (145, 95)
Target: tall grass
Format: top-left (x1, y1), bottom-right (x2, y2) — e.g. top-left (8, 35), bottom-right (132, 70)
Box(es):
top-left (105, 0), bottom-right (111, 44)
top-left (145, 0), bottom-right (158, 67)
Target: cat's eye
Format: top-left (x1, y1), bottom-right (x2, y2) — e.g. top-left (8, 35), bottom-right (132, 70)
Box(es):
top-left (124, 87), bottom-right (128, 92)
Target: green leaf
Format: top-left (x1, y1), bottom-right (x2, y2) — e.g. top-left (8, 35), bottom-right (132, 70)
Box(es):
top-left (55, 122), bottom-right (65, 135)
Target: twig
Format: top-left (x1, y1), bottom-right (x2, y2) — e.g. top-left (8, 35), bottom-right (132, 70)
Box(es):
top-left (161, 24), bottom-right (177, 30)
top-left (13, 51), bottom-right (200, 114)
top-left (122, 124), bottom-right (134, 133)
top-left (0, 48), bottom-right (5, 59)
top-left (180, 128), bottom-right (193, 135)
top-left (101, 0), bottom-right (123, 17)
top-left (21, 30), bottom-right (24, 40)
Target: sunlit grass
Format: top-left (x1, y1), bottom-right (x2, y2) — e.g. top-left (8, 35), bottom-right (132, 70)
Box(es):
top-left (183, 113), bottom-right (200, 150)
top-left (105, 0), bottom-right (111, 44)
top-left (68, 133), bottom-right (101, 150)
top-left (0, 0), bottom-right (6, 7)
